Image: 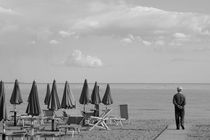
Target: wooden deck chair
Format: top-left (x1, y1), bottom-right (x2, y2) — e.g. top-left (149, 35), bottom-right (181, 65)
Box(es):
top-left (42, 109), bottom-right (54, 123)
top-left (0, 130), bottom-right (27, 140)
top-left (57, 109), bottom-right (84, 137)
top-left (88, 109), bottom-right (112, 131)
top-left (43, 110), bottom-right (54, 117)
top-left (119, 104), bottom-right (129, 120)
top-left (57, 116), bottom-right (84, 137)
top-left (108, 104), bottom-right (128, 127)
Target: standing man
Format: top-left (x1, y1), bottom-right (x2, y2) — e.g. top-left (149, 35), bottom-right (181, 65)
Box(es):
top-left (173, 87), bottom-right (186, 130)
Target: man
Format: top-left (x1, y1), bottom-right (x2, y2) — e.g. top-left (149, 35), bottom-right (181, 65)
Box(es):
top-left (173, 86), bottom-right (186, 130)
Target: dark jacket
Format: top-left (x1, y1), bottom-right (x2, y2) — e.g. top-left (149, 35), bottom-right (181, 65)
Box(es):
top-left (173, 93), bottom-right (186, 110)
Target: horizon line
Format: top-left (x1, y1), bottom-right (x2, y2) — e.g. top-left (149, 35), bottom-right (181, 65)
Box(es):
top-left (2, 81), bottom-right (210, 84)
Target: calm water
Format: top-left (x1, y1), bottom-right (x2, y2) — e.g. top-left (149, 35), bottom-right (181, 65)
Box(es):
top-left (3, 83), bottom-right (210, 120)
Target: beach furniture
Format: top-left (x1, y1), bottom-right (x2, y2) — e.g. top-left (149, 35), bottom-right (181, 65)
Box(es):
top-left (47, 80), bottom-right (61, 131)
top-left (91, 82), bottom-right (101, 117)
top-left (57, 109), bottom-right (84, 137)
top-left (88, 109), bottom-right (112, 131)
top-left (35, 131), bottom-right (62, 140)
top-left (108, 104), bottom-right (128, 127)
top-left (79, 79), bottom-right (90, 112)
top-left (42, 109), bottom-right (54, 121)
top-left (10, 79), bottom-right (23, 126)
top-left (44, 83), bottom-right (51, 106)
top-left (0, 130), bottom-right (27, 140)
top-left (61, 81), bottom-right (76, 109)
top-left (119, 104), bottom-right (129, 120)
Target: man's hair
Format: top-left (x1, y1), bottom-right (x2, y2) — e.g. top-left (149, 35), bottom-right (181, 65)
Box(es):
top-left (177, 86), bottom-right (183, 92)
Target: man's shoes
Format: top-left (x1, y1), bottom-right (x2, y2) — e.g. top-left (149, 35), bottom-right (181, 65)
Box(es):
top-left (181, 125), bottom-right (185, 130)
top-left (176, 128), bottom-right (180, 130)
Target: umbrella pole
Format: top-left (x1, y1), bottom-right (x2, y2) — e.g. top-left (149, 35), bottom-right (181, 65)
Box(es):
top-left (14, 105), bottom-right (17, 126)
top-left (51, 111), bottom-right (55, 131)
top-left (31, 117), bottom-right (34, 136)
top-left (2, 120), bottom-right (6, 140)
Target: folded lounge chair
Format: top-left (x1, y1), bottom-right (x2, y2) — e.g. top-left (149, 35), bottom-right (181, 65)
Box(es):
top-left (88, 109), bottom-right (112, 131)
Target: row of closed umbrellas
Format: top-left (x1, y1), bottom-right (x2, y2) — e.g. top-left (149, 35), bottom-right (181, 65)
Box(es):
top-left (0, 79), bottom-right (113, 126)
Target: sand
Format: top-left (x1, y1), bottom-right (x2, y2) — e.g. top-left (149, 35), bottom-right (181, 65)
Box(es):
top-left (0, 119), bottom-right (168, 140)
top-left (186, 119), bottom-right (210, 140)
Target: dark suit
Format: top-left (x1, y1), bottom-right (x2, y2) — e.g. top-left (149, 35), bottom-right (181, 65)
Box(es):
top-left (173, 92), bottom-right (186, 129)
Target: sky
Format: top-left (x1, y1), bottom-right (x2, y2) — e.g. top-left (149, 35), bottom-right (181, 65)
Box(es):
top-left (0, 0), bottom-right (210, 83)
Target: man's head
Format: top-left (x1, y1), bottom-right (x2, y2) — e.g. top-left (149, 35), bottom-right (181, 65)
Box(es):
top-left (177, 86), bottom-right (183, 93)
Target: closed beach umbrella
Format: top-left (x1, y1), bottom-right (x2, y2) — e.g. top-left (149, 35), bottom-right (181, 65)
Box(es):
top-left (102, 84), bottom-right (113, 109)
top-left (91, 82), bottom-right (101, 105)
top-left (10, 79), bottom-right (23, 126)
top-left (0, 81), bottom-right (7, 121)
top-left (44, 83), bottom-right (50, 105)
top-left (26, 80), bottom-right (41, 116)
top-left (47, 80), bottom-right (61, 131)
top-left (47, 80), bottom-right (61, 111)
top-left (61, 81), bottom-right (76, 109)
top-left (79, 79), bottom-right (90, 112)
top-left (91, 82), bottom-right (101, 116)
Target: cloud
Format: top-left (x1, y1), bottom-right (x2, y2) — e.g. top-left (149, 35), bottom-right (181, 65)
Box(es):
top-left (142, 40), bottom-right (152, 46)
top-left (59, 30), bottom-right (76, 38)
top-left (70, 4), bottom-right (210, 46)
top-left (121, 38), bottom-right (133, 43)
top-left (155, 40), bottom-right (165, 46)
top-left (65, 50), bottom-right (103, 67)
top-left (49, 40), bottom-right (59, 45)
top-left (1, 24), bottom-right (19, 32)
top-left (0, 6), bottom-right (18, 15)
top-left (174, 33), bottom-right (187, 39)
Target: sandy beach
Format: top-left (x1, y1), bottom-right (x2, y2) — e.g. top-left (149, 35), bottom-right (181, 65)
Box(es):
top-left (2, 118), bottom-right (210, 140)
top-left (0, 119), bottom-right (168, 140)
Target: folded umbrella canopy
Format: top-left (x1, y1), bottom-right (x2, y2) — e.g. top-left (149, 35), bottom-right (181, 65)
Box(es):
top-left (10, 79), bottom-right (23, 126)
top-left (47, 80), bottom-right (61, 131)
top-left (61, 81), bottom-right (76, 109)
top-left (44, 83), bottom-right (50, 105)
top-left (0, 81), bottom-right (7, 140)
top-left (47, 80), bottom-right (61, 111)
top-left (91, 82), bottom-right (101, 116)
top-left (0, 81), bottom-right (7, 121)
top-left (79, 79), bottom-right (90, 112)
top-left (102, 84), bottom-right (113, 109)
top-left (26, 80), bottom-right (41, 116)
top-left (91, 82), bottom-right (101, 105)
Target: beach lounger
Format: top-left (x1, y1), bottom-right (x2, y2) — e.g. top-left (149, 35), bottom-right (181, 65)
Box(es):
top-left (88, 109), bottom-right (112, 131)
top-left (0, 130), bottom-right (27, 140)
top-left (108, 104), bottom-right (128, 127)
top-left (42, 109), bottom-right (54, 122)
top-left (57, 115), bottom-right (84, 137)
top-left (35, 131), bottom-right (62, 140)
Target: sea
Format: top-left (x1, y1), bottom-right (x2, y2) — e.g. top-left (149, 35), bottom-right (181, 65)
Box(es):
top-left (3, 83), bottom-right (210, 120)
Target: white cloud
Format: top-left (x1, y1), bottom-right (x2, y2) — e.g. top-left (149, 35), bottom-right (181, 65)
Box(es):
top-left (1, 24), bottom-right (19, 32)
top-left (49, 40), bottom-right (59, 45)
top-left (0, 6), bottom-right (18, 15)
top-left (142, 40), bottom-right (152, 46)
top-left (59, 30), bottom-right (76, 38)
top-left (70, 5), bottom-right (210, 45)
top-left (155, 40), bottom-right (165, 46)
top-left (66, 50), bottom-right (103, 67)
top-left (121, 38), bottom-right (133, 43)
top-left (169, 41), bottom-right (183, 46)
top-left (174, 33), bottom-right (187, 39)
